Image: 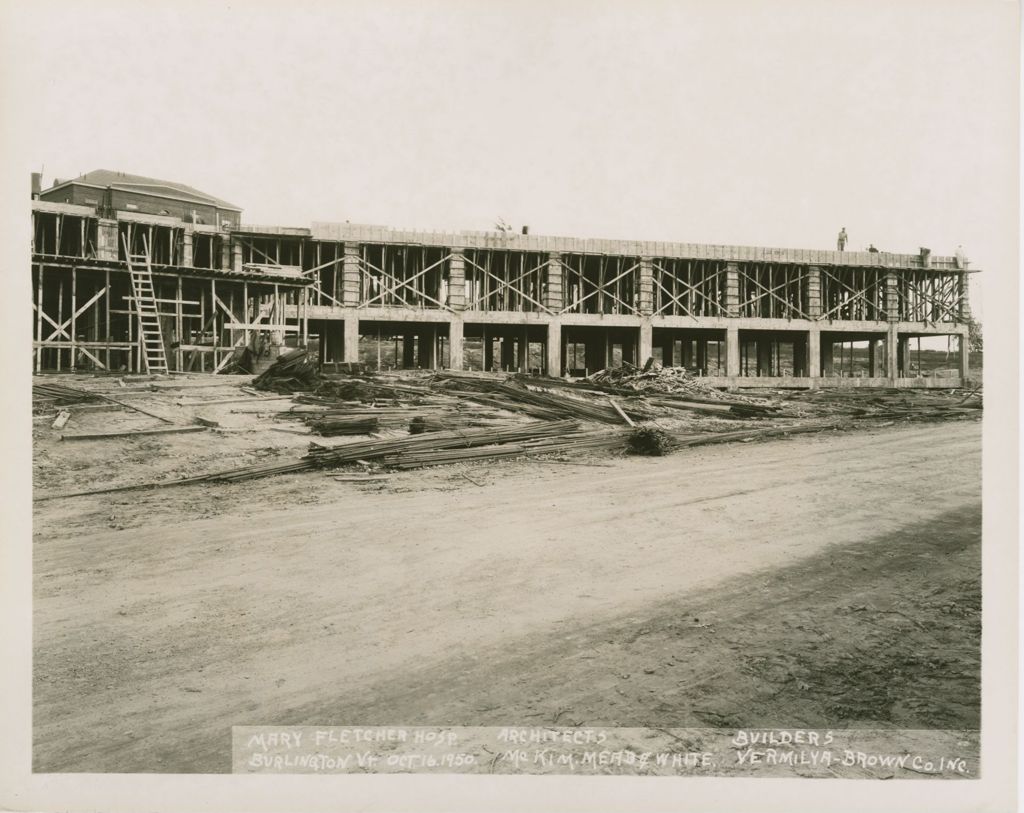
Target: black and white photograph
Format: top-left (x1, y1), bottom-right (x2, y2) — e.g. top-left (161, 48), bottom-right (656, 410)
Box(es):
top-left (0, 1), bottom-right (1018, 811)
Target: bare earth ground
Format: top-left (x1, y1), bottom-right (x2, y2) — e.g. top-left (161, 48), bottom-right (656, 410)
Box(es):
top-left (32, 380), bottom-right (981, 774)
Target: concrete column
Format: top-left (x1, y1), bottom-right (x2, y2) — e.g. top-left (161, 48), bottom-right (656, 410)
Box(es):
top-left (518, 326), bottom-right (529, 373)
top-left (725, 326), bottom-right (740, 376)
top-left (96, 219), bottom-right (118, 261)
top-left (886, 323), bottom-right (899, 380)
top-left (696, 340), bottom-right (708, 373)
top-left (181, 229), bottom-right (194, 267)
top-left (725, 262), bottom-right (741, 317)
top-left (342, 243), bottom-right (362, 307)
top-left (343, 317), bottom-right (360, 363)
top-left (885, 271), bottom-right (900, 321)
top-left (868, 339), bottom-right (877, 377)
top-left (806, 266), bottom-right (821, 318)
top-left (447, 250), bottom-right (466, 311)
top-left (546, 321), bottom-right (561, 376)
top-left (402, 336), bottom-right (416, 368)
top-left (959, 331), bottom-right (970, 380)
top-left (545, 254), bottom-right (564, 312)
top-left (807, 329), bottom-right (821, 378)
top-left (448, 318), bottom-right (464, 370)
top-left (638, 257), bottom-right (654, 316)
top-left (756, 338), bottom-right (773, 377)
top-left (232, 242), bottom-right (243, 273)
top-left (638, 320), bottom-right (653, 365)
top-left (220, 238), bottom-right (232, 271)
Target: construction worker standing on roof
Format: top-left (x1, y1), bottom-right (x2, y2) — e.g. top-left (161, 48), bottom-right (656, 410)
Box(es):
top-left (837, 227), bottom-right (848, 252)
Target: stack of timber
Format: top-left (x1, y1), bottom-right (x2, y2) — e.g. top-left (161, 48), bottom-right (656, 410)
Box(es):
top-left (251, 349), bottom-right (319, 393)
top-left (306, 415), bottom-right (380, 437)
top-left (33, 382), bottom-right (101, 407)
top-left (777, 388), bottom-right (983, 422)
top-left (431, 373), bottom-right (647, 423)
top-left (304, 419), bottom-right (580, 469)
top-left (382, 427), bottom-right (631, 468)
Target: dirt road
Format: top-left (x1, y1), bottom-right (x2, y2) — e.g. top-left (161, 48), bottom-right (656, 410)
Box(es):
top-left (33, 421), bottom-right (981, 773)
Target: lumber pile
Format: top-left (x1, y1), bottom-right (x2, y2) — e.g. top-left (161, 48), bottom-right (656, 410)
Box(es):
top-left (306, 415), bottom-right (380, 436)
top-left (33, 382), bottom-right (101, 406)
top-left (432, 373), bottom-right (647, 423)
top-left (380, 427), bottom-right (630, 468)
top-left (304, 418), bottom-right (580, 468)
top-left (777, 388), bottom-right (983, 422)
top-left (251, 349), bottom-right (319, 393)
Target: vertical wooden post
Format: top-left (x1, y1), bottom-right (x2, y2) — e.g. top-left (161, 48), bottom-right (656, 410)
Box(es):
top-left (70, 267), bottom-right (77, 371)
top-left (176, 275), bottom-right (184, 372)
top-left (211, 278), bottom-right (218, 370)
top-left (243, 282), bottom-right (249, 351)
top-left (301, 286), bottom-right (308, 346)
top-left (104, 269), bottom-right (111, 371)
top-left (199, 283), bottom-right (206, 372)
top-left (56, 275), bottom-right (64, 371)
top-left (35, 264), bottom-right (43, 372)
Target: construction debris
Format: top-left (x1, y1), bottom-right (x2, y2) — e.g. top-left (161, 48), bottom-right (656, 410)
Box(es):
top-left (627, 426), bottom-right (675, 456)
top-left (586, 364), bottom-right (760, 402)
top-left (306, 416), bottom-right (380, 437)
top-left (31, 366), bottom-right (983, 503)
top-left (251, 349), bottom-right (319, 393)
top-left (33, 382), bottom-right (101, 406)
top-left (60, 426), bottom-right (208, 441)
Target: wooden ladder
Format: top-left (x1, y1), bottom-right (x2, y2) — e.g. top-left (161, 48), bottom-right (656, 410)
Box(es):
top-left (122, 234), bottom-right (169, 374)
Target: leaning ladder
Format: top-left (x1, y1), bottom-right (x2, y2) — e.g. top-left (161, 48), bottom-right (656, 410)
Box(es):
top-left (121, 233), bottom-right (169, 374)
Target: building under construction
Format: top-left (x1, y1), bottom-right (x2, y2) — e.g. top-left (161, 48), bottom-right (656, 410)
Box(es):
top-left (32, 170), bottom-right (974, 386)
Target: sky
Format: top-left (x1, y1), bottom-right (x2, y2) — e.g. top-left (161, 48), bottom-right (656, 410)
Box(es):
top-left (3, 0), bottom-right (1018, 321)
